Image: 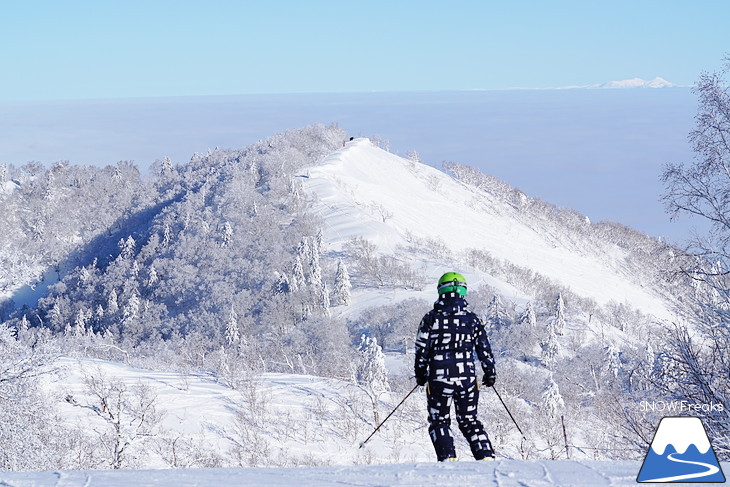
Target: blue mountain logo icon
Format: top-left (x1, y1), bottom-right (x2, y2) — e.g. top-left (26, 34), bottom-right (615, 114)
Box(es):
top-left (637, 416), bottom-right (725, 483)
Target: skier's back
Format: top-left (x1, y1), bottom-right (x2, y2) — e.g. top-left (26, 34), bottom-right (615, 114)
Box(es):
top-left (414, 272), bottom-right (496, 461)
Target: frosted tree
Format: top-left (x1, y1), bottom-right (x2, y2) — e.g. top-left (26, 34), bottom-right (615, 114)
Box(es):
top-left (147, 265), bottom-right (159, 288)
top-left (95, 304), bottom-right (105, 322)
top-left (225, 307), bottom-right (240, 346)
top-left (538, 375), bottom-right (567, 459)
top-left (519, 301), bottom-right (537, 329)
top-left (107, 289), bottom-right (119, 315)
top-left (119, 236), bottom-right (136, 260)
top-left (159, 156), bottom-right (174, 177)
top-left (540, 323), bottom-right (560, 368)
top-left (65, 373), bottom-right (165, 469)
top-left (18, 314), bottom-right (30, 334)
top-left (122, 292), bottom-right (140, 324)
top-left (0, 323), bottom-right (61, 471)
top-left (296, 238), bottom-right (311, 268)
top-left (333, 259), bottom-right (352, 306)
top-left (319, 282), bottom-right (331, 317)
top-left (660, 57), bottom-right (730, 454)
top-left (553, 294), bottom-right (566, 336)
top-left (291, 255), bottom-right (305, 292)
top-left (274, 271), bottom-right (290, 294)
top-left (486, 294), bottom-right (510, 332)
top-left (542, 376), bottom-right (565, 420)
top-left (220, 222), bottom-right (233, 247)
top-left (314, 229), bottom-right (325, 257)
top-left (73, 308), bottom-right (88, 337)
top-left (130, 260), bottom-right (140, 280)
top-left (355, 335), bottom-right (390, 424)
top-left (603, 343), bottom-right (622, 383)
top-left (48, 301), bottom-right (66, 331)
top-left (308, 239), bottom-right (323, 288)
top-left (161, 224), bottom-right (172, 247)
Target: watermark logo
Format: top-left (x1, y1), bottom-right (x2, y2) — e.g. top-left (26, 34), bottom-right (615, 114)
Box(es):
top-left (639, 400), bottom-right (724, 414)
top-left (637, 416), bottom-right (725, 483)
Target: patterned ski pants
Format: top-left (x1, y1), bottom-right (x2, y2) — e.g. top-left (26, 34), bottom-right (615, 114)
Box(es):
top-left (427, 378), bottom-right (494, 461)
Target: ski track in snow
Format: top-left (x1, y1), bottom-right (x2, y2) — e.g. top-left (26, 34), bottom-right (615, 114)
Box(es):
top-left (53, 471), bottom-right (92, 487)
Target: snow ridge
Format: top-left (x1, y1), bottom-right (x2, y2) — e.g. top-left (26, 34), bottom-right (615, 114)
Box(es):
top-left (303, 138), bottom-right (677, 321)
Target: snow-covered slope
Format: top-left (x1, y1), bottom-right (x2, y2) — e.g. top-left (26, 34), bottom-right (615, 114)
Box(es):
top-left (302, 138), bottom-right (676, 321)
top-left (49, 357), bottom-right (433, 468)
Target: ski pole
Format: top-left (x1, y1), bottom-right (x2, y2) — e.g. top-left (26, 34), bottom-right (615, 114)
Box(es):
top-left (359, 383), bottom-right (419, 448)
top-left (492, 385), bottom-right (526, 439)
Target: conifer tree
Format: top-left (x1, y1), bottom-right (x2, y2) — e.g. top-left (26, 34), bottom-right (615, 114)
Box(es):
top-left (486, 294), bottom-right (510, 331)
top-left (317, 282), bottom-right (330, 317)
top-left (333, 259), bottom-right (352, 306)
top-left (107, 289), bottom-right (119, 315)
top-left (540, 324), bottom-right (559, 368)
top-left (519, 301), bottom-right (537, 329)
top-left (291, 256), bottom-right (305, 292)
top-left (542, 375), bottom-right (565, 420)
top-left (554, 294), bottom-right (566, 336)
top-left (225, 307), bottom-right (240, 346)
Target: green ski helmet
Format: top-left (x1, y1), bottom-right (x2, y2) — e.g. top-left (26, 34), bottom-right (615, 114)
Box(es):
top-left (437, 272), bottom-right (467, 297)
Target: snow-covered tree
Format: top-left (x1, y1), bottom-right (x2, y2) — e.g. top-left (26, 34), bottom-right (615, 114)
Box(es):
top-left (225, 308), bottom-right (240, 346)
top-left (147, 265), bottom-right (159, 288)
top-left (0, 323), bottom-right (62, 470)
top-left (308, 240), bottom-right (323, 288)
top-left (122, 293), bottom-right (140, 325)
top-left (119, 236), bottom-right (136, 260)
top-left (220, 222), bottom-right (233, 247)
top-left (519, 301), bottom-right (537, 329)
top-left (540, 324), bottom-right (560, 368)
top-left (542, 375), bottom-right (565, 420)
top-left (107, 289), bottom-right (119, 315)
top-left (291, 255), bottom-right (305, 292)
top-left (66, 373), bottom-right (165, 469)
top-left (318, 282), bottom-right (331, 317)
top-left (486, 294), bottom-right (511, 331)
top-left (604, 343), bottom-right (621, 381)
top-left (660, 57), bottom-right (730, 455)
top-left (333, 259), bottom-right (352, 306)
top-left (355, 335), bottom-right (390, 424)
top-left (274, 272), bottom-right (291, 295)
top-left (553, 293), bottom-right (566, 336)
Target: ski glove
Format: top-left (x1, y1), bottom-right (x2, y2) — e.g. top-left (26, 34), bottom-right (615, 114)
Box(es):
top-left (482, 361), bottom-right (496, 387)
top-left (416, 374), bottom-right (428, 387)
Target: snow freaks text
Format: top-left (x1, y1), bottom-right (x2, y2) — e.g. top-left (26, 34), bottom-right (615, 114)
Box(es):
top-left (639, 400), bottom-right (725, 413)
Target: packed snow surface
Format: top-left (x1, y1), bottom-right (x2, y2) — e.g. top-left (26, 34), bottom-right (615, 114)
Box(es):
top-left (0, 460), bottom-right (659, 487)
top-left (302, 138), bottom-right (676, 321)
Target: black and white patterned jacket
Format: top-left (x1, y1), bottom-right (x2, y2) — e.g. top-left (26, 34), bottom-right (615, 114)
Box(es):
top-left (414, 293), bottom-right (495, 382)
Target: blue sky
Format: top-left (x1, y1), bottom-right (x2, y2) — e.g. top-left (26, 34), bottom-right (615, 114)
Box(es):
top-left (1, 0), bottom-right (728, 101)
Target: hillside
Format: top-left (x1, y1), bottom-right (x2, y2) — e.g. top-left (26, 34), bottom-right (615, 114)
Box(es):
top-left (302, 138), bottom-right (682, 321)
top-left (0, 125), bottom-right (706, 472)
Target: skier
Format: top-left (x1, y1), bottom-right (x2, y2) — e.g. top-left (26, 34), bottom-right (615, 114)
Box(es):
top-left (414, 272), bottom-right (497, 461)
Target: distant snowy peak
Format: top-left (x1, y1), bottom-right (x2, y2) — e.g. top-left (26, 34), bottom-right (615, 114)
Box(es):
top-left (589, 77), bottom-right (678, 89)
